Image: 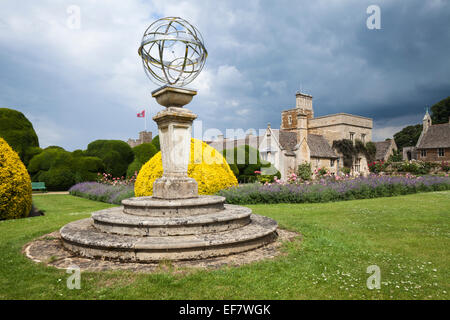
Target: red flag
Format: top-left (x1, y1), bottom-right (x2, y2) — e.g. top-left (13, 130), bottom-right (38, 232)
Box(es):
top-left (137, 110), bottom-right (145, 118)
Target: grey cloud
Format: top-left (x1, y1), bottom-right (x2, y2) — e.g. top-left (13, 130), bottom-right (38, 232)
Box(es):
top-left (0, 0), bottom-right (448, 150)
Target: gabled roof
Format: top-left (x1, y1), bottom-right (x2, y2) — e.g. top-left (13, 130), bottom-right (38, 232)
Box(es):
top-left (307, 134), bottom-right (337, 158)
top-left (268, 129), bottom-right (297, 151)
top-left (278, 131), bottom-right (298, 151)
top-left (374, 141), bottom-right (392, 160)
top-left (416, 123), bottom-right (450, 149)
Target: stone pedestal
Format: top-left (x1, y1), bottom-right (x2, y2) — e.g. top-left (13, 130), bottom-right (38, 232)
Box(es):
top-left (58, 85), bottom-right (279, 263)
top-left (152, 86), bottom-right (198, 199)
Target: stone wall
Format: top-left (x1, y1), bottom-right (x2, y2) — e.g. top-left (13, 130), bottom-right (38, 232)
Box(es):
top-left (127, 131), bottom-right (152, 148)
top-left (418, 148), bottom-right (450, 161)
top-left (308, 114), bottom-right (373, 146)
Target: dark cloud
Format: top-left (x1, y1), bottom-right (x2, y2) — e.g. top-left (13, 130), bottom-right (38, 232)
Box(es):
top-left (0, 0), bottom-right (449, 149)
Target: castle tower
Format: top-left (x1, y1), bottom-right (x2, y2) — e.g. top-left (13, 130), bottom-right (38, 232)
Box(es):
top-left (139, 131), bottom-right (153, 144)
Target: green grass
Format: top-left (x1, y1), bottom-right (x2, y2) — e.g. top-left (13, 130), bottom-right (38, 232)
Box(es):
top-left (0, 192), bottom-right (449, 300)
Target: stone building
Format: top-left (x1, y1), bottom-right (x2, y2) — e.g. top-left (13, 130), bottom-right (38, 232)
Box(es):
top-left (208, 91), bottom-right (396, 179)
top-left (127, 131), bottom-right (152, 148)
top-left (415, 111), bottom-right (450, 161)
top-left (258, 92), bottom-right (381, 178)
top-left (374, 139), bottom-right (398, 162)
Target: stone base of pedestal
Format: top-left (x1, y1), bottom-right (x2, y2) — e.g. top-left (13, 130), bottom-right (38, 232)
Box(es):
top-left (152, 176), bottom-right (198, 199)
top-left (59, 195), bottom-right (278, 262)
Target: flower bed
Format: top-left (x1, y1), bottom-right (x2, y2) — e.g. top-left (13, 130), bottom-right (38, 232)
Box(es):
top-left (69, 181), bottom-right (134, 205)
top-left (218, 175), bottom-right (450, 204)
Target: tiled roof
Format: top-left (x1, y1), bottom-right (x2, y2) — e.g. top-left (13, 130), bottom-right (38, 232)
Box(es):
top-left (374, 141), bottom-right (392, 160)
top-left (307, 134), bottom-right (337, 158)
top-left (416, 123), bottom-right (450, 149)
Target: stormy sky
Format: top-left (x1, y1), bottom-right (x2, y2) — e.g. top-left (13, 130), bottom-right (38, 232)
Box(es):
top-left (0, 0), bottom-right (449, 150)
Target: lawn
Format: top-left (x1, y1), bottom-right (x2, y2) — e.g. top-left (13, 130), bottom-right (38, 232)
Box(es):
top-left (0, 192), bottom-right (449, 299)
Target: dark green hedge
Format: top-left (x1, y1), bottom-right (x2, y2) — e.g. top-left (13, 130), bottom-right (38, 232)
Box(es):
top-left (86, 140), bottom-right (134, 177)
top-left (0, 108), bottom-right (40, 166)
top-left (28, 147), bottom-right (105, 191)
top-left (152, 135), bottom-right (160, 151)
top-left (126, 142), bottom-right (158, 177)
top-left (223, 145), bottom-right (268, 182)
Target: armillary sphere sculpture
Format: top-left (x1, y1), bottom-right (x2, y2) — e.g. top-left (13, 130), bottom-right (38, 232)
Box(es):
top-left (58, 17), bottom-right (278, 263)
top-left (138, 16), bottom-right (207, 87)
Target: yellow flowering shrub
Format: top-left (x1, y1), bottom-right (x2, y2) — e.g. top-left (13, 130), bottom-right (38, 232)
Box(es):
top-left (0, 137), bottom-right (32, 219)
top-left (135, 139), bottom-right (238, 196)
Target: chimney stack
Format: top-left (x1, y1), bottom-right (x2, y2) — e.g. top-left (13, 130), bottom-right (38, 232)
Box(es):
top-left (295, 91), bottom-right (314, 119)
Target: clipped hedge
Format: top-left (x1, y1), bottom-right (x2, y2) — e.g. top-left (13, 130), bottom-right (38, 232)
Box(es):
top-left (0, 138), bottom-right (32, 220)
top-left (135, 139), bottom-right (238, 196)
top-left (86, 140), bottom-right (134, 177)
top-left (126, 142), bottom-right (157, 177)
top-left (28, 147), bottom-right (105, 191)
top-left (0, 108), bottom-right (40, 166)
top-left (152, 135), bottom-right (160, 151)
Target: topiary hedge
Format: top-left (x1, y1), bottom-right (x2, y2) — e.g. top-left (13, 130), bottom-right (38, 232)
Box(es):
top-left (135, 139), bottom-right (238, 196)
top-left (151, 135), bottom-right (160, 151)
top-left (86, 140), bottom-right (134, 177)
top-left (126, 142), bottom-right (158, 177)
top-left (0, 108), bottom-right (40, 166)
top-left (28, 147), bottom-right (105, 191)
top-left (0, 137), bottom-right (32, 220)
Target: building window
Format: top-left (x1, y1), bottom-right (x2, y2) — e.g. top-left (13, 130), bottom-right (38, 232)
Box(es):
top-left (353, 158), bottom-right (361, 173)
top-left (330, 159), bottom-right (335, 167)
top-left (350, 132), bottom-right (355, 142)
top-left (361, 134), bottom-right (366, 143)
top-left (438, 148), bottom-right (445, 157)
top-left (288, 115), bottom-right (292, 125)
top-left (421, 150), bottom-right (427, 158)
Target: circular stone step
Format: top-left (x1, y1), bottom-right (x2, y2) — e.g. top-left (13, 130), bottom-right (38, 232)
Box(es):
top-left (122, 195), bottom-right (225, 217)
top-left (92, 205), bottom-right (252, 236)
top-left (60, 214), bottom-right (278, 262)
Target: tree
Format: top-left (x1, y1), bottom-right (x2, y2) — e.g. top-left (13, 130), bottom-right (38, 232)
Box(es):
top-left (430, 96), bottom-right (450, 124)
top-left (222, 145), bottom-right (265, 182)
top-left (0, 108), bottom-right (39, 166)
top-left (393, 124), bottom-right (422, 151)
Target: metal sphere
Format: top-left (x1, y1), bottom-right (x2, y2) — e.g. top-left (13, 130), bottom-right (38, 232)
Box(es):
top-left (138, 17), bottom-right (207, 87)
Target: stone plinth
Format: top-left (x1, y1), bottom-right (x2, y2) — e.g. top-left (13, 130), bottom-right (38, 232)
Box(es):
top-left (60, 195), bottom-right (278, 262)
top-left (152, 86), bottom-right (198, 199)
top-left (58, 85), bottom-right (279, 263)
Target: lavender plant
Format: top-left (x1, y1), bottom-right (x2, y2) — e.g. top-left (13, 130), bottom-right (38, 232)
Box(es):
top-left (218, 175), bottom-right (450, 204)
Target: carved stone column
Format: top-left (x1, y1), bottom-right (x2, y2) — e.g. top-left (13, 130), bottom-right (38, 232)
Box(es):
top-left (151, 86), bottom-right (198, 199)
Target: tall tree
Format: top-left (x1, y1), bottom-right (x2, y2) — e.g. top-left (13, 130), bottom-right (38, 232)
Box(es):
top-left (430, 96), bottom-right (450, 124)
top-left (393, 124), bottom-right (422, 151)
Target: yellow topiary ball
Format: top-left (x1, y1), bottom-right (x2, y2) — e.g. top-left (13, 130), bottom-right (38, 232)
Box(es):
top-left (0, 137), bottom-right (32, 220)
top-left (135, 138), bottom-right (238, 196)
